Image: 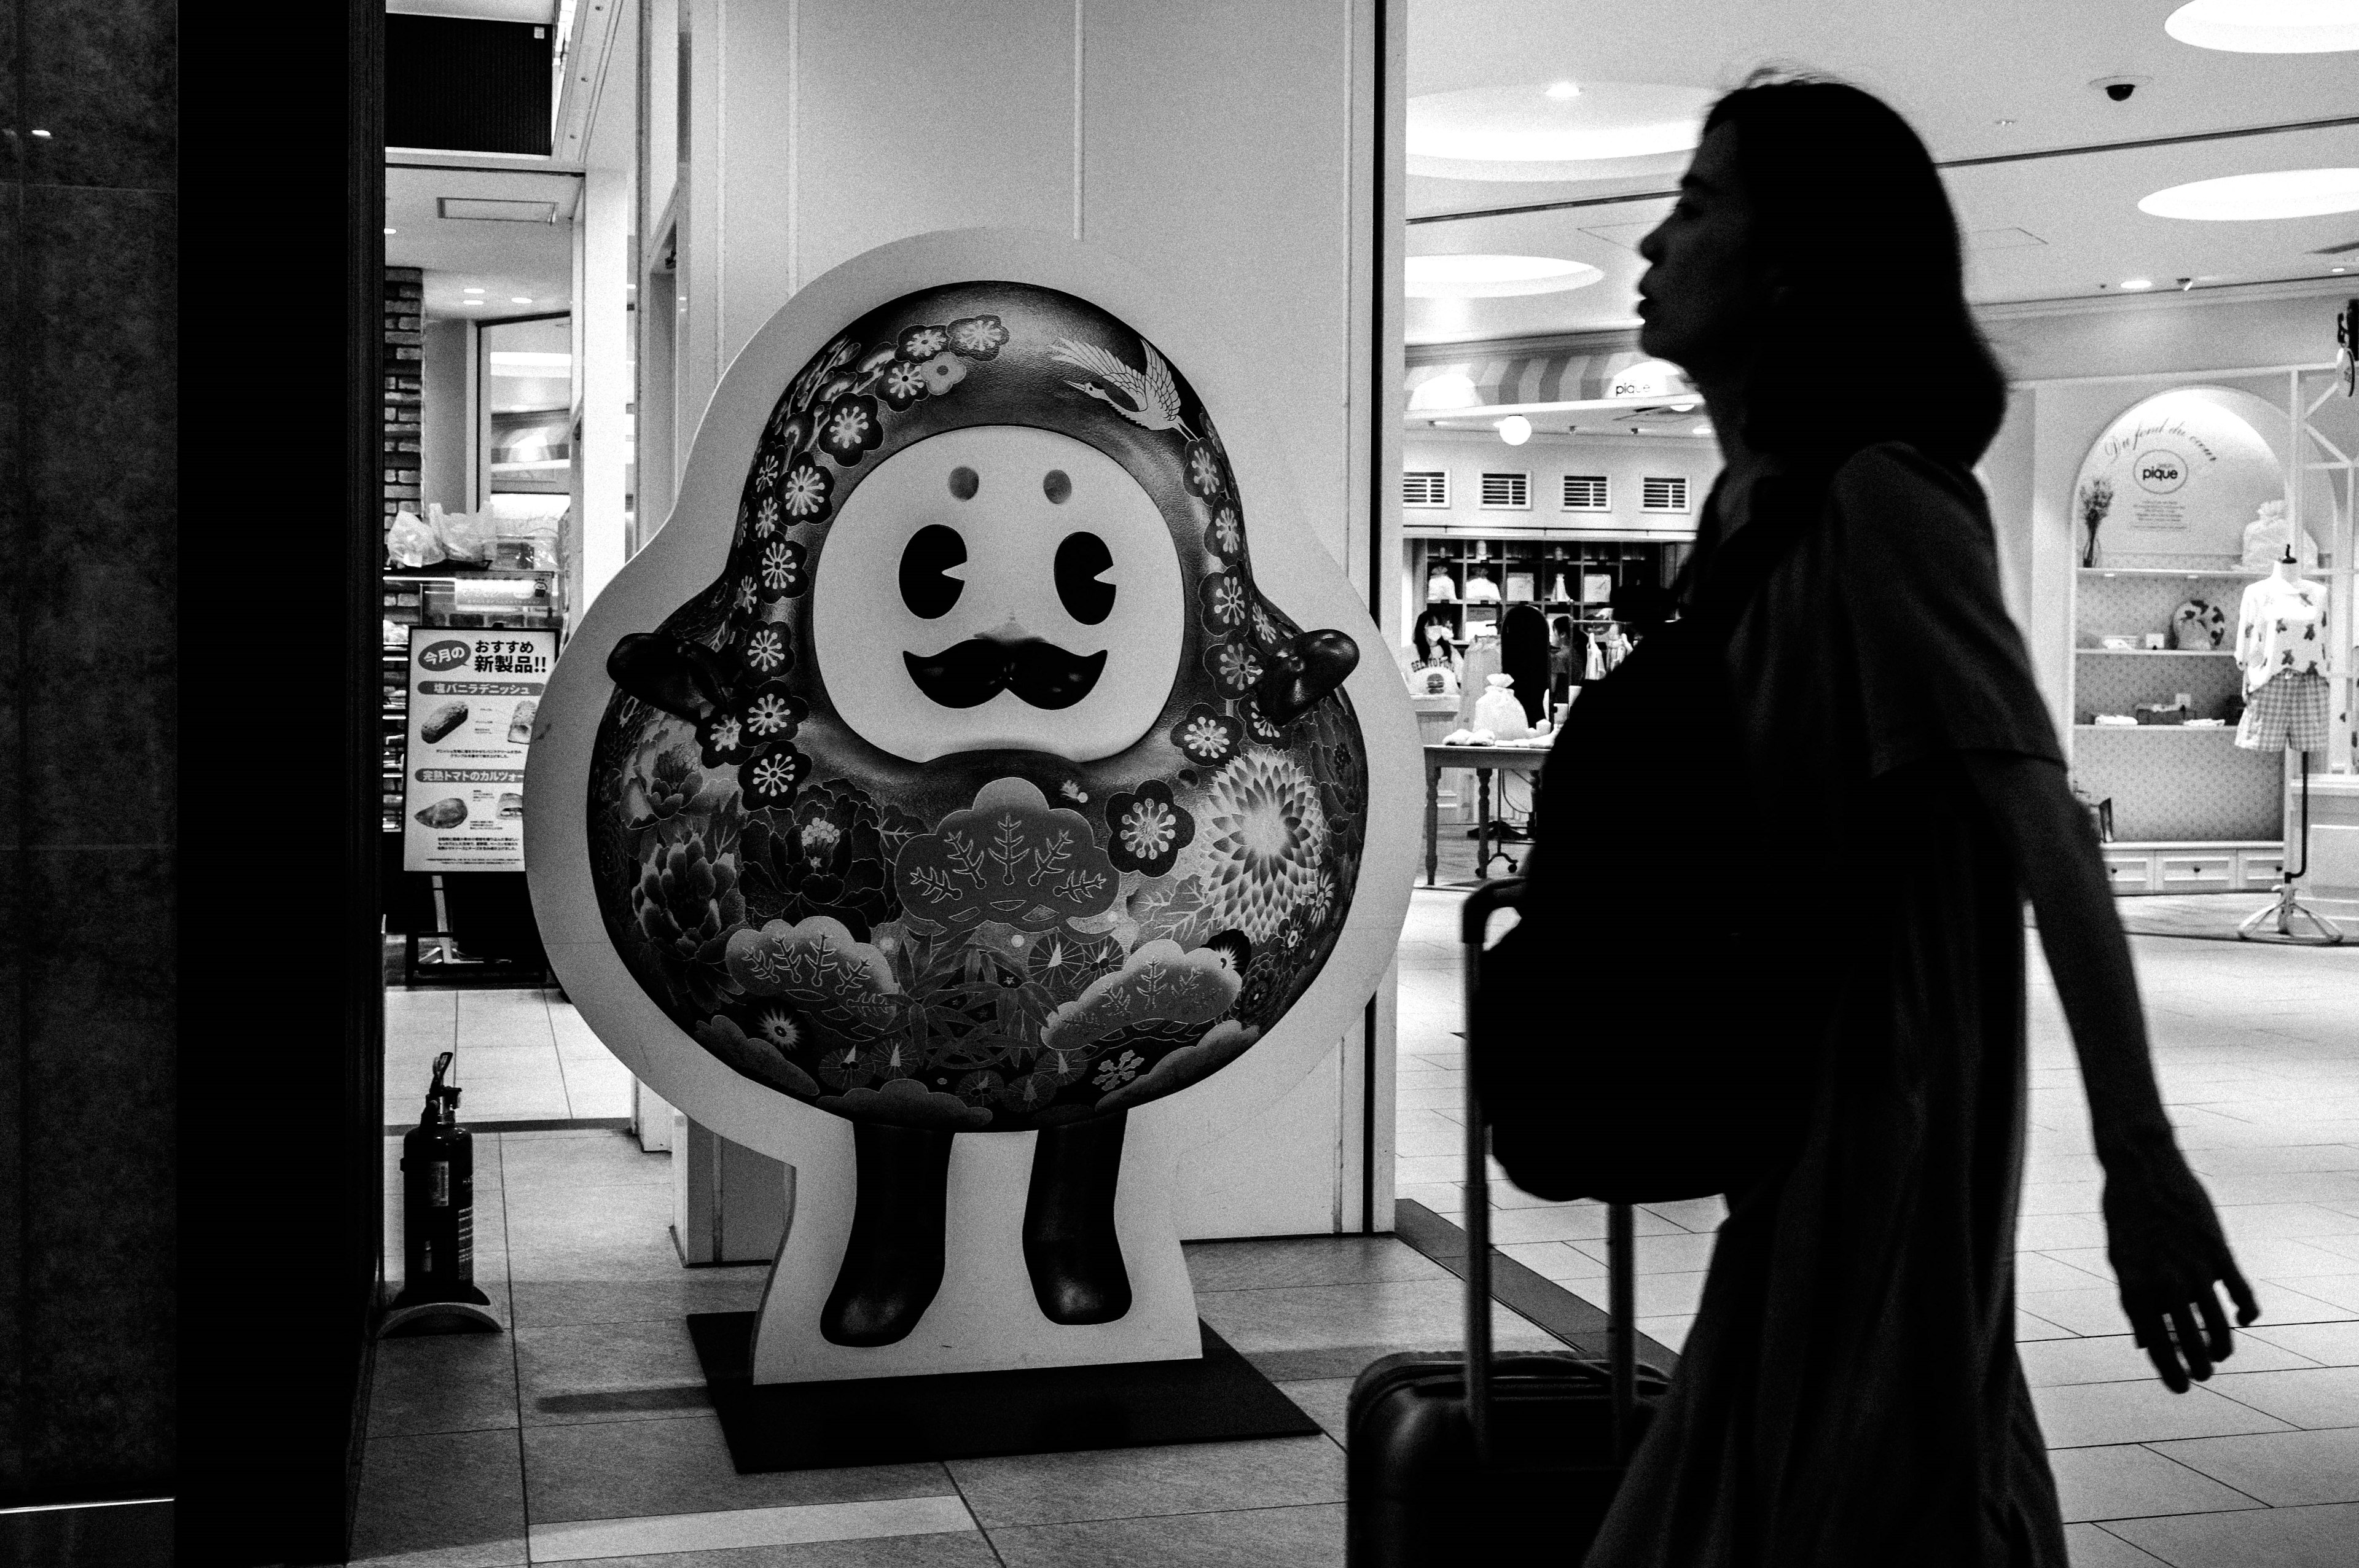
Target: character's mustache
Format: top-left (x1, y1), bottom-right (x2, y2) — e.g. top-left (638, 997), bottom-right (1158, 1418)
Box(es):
top-left (903, 636), bottom-right (1108, 711)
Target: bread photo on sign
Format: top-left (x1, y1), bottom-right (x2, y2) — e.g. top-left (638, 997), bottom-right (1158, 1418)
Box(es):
top-left (415, 797), bottom-right (467, 829)
top-left (508, 700), bottom-right (539, 745)
top-left (420, 701), bottom-right (470, 744)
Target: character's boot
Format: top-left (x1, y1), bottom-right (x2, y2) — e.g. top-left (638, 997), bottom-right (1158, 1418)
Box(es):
top-left (1022, 1112), bottom-right (1132, 1325)
top-left (819, 1121), bottom-right (955, 1347)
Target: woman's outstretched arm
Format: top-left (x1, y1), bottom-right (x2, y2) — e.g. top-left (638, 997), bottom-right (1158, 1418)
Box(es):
top-left (1962, 750), bottom-right (2258, 1391)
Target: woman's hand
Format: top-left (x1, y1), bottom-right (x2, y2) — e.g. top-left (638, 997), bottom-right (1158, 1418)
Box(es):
top-left (2102, 1137), bottom-right (2259, 1392)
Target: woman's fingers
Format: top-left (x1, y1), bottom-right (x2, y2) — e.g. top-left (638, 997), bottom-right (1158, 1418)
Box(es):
top-left (2135, 1311), bottom-right (2193, 1394)
top-left (2197, 1286), bottom-right (2234, 1363)
top-left (2170, 1303), bottom-right (2214, 1381)
top-left (2223, 1264), bottom-right (2260, 1327)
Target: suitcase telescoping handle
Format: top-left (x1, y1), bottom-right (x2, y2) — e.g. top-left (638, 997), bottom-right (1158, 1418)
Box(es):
top-left (1460, 878), bottom-right (1640, 1465)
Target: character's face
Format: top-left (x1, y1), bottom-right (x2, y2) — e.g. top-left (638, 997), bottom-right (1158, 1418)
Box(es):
top-left (810, 425), bottom-right (1186, 764)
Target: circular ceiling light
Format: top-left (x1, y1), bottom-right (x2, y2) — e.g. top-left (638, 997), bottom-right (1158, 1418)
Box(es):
top-left (2139, 168), bottom-right (2359, 220)
top-left (1404, 254), bottom-right (1603, 298)
top-left (1497, 415), bottom-right (1534, 446)
top-left (1409, 81), bottom-right (1713, 182)
top-left (2121, 277), bottom-right (2156, 290)
top-left (2165, 0), bottom-right (2359, 53)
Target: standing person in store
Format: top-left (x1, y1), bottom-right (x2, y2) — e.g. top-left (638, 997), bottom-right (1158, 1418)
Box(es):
top-left (1499, 603), bottom-right (1554, 730)
top-left (1511, 73), bottom-right (2256, 1567)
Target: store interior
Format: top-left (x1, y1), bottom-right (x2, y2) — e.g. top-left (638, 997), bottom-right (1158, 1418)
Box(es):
top-left (348, 5), bottom-right (2359, 1566)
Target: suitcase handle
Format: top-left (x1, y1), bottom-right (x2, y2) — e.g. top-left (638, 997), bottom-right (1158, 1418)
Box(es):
top-left (1461, 878), bottom-right (1640, 1465)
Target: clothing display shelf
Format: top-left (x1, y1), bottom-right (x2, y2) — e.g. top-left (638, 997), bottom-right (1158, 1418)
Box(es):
top-left (2067, 564), bottom-right (2281, 888)
top-left (1408, 535), bottom-right (1688, 647)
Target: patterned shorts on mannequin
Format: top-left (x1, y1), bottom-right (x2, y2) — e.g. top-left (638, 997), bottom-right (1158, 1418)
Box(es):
top-left (2238, 669), bottom-right (2330, 752)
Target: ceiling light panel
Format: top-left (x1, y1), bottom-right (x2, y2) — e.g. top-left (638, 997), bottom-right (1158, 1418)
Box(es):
top-left (2139, 168), bottom-right (2359, 220)
top-left (1409, 81), bottom-right (1712, 182)
top-left (1405, 254), bottom-right (1604, 298)
top-left (2165, 0), bottom-right (2359, 53)
top-left (437, 197), bottom-right (561, 224)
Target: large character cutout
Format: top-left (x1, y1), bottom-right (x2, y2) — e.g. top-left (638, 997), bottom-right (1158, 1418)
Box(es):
top-left (585, 282), bottom-right (1367, 1346)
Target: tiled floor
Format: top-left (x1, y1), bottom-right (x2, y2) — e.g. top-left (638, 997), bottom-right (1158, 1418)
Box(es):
top-left (386, 985), bottom-right (635, 1128)
top-left (356, 840), bottom-right (2358, 1566)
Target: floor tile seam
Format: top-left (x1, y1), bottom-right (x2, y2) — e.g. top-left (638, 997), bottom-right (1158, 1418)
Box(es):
top-left (974, 1496), bottom-right (1350, 1535)
top-left (939, 1459), bottom-right (1009, 1568)
top-left (2122, 1440), bottom-right (2276, 1511)
top-left (497, 1131), bottom-right (530, 1526)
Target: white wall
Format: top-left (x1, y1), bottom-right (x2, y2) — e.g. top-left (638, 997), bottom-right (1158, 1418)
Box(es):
top-left (622, 0), bottom-right (1394, 1238)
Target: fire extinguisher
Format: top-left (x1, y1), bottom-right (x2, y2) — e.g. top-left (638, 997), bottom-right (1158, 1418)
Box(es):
top-left (393, 1051), bottom-right (493, 1314)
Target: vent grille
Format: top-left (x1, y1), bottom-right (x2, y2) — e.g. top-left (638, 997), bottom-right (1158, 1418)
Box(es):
top-left (1640, 475), bottom-right (1691, 513)
top-left (1560, 474), bottom-right (1610, 510)
top-left (1402, 469), bottom-right (1449, 508)
top-left (1479, 471), bottom-right (1531, 510)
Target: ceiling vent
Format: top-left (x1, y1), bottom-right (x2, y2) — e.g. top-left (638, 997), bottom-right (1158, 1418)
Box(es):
top-left (1479, 471), bottom-right (1531, 510)
top-left (1402, 469), bottom-right (1450, 508)
top-left (437, 197), bottom-right (560, 224)
top-left (1560, 474), bottom-right (1610, 511)
top-left (1640, 475), bottom-right (1691, 513)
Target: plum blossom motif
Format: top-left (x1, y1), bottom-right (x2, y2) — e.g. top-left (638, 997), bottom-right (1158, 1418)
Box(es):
top-left (753, 496), bottom-right (781, 537)
top-left (1251, 601), bottom-right (1280, 648)
top-left (741, 684), bottom-right (807, 739)
top-left (1206, 638), bottom-right (1262, 696)
top-left (1103, 779), bottom-right (1194, 878)
top-left (756, 453), bottom-right (782, 490)
top-left (786, 336), bottom-right (860, 414)
top-left (780, 459), bottom-right (831, 520)
top-left (759, 540), bottom-right (809, 596)
top-left (1205, 507), bottom-right (1243, 559)
top-left (1170, 703), bottom-right (1243, 767)
top-left (948, 314), bottom-right (1008, 359)
top-left (1199, 572), bottom-right (1247, 631)
top-left (698, 712), bottom-right (752, 767)
top-left (918, 354), bottom-right (969, 397)
top-left (1092, 1050), bottom-right (1144, 1090)
top-left (899, 324), bottom-right (948, 360)
top-left (741, 625), bottom-right (789, 676)
top-left (733, 576), bottom-right (760, 614)
top-left (743, 745), bottom-right (810, 809)
top-left (754, 1008), bottom-right (802, 1051)
top-left (878, 359), bottom-right (930, 409)
top-left (817, 394), bottom-right (883, 465)
top-left (1184, 442), bottom-right (1223, 498)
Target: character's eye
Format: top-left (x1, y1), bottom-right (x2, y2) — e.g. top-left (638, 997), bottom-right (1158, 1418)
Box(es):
top-left (899, 524), bottom-right (966, 619)
top-left (948, 466), bottom-right (979, 501)
top-left (1043, 469), bottom-right (1071, 504)
top-left (1055, 531), bottom-right (1115, 625)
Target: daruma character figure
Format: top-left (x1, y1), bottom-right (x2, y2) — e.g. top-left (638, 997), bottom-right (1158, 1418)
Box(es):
top-left (589, 283), bottom-right (1366, 1346)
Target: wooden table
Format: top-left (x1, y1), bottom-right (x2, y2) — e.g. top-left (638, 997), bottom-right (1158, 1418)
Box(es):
top-left (1422, 741), bottom-right (1553, 886)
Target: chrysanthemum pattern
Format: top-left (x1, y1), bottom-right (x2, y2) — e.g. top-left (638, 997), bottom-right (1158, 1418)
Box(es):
top-left (1201, 749), bottom-right (1329, 946)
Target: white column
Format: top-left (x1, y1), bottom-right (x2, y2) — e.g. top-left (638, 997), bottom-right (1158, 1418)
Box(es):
top-left (577, 164), bottom-right (633, 612)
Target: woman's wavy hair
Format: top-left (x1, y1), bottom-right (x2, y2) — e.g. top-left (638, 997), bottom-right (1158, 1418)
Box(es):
top-left (1704, 71), bottom-right (2007, 468)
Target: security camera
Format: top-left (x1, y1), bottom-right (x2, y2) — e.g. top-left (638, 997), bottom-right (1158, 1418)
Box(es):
top-left (2092, 76), bottom-right (2145, 103)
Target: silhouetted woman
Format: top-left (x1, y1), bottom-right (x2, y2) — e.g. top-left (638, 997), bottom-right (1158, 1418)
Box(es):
top-left (1499, 603), bottom-right (1552, 727)
top-left (1543, 75), bottom-right (2255, 1566)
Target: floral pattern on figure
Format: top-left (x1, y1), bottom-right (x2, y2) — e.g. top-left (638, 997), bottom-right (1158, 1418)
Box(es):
top-left (585, 281), bottom-right (1368, 1131)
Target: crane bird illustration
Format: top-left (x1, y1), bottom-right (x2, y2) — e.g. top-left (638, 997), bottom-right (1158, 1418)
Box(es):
top-left (1048, 337), bottom-right (1198, 439)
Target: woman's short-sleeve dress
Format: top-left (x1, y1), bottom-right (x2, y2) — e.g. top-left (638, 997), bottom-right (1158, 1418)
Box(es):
top-left (1586, 443), bottom-right (2073, 1568)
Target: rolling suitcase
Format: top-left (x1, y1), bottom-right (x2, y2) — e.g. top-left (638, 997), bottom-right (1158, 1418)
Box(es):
top-left (1345, 878), bottom-right (1671, 1566)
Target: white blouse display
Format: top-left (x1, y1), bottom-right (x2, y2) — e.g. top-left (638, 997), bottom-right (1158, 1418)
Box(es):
top-left (2235, 574), bottom-right (2328, 693)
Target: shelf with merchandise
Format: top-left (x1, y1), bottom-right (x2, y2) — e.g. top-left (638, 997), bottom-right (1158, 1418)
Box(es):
top-left (2076, 566), bottom-right (2271, 580)
top-left (2073, 647), bottom-right (2232, 658)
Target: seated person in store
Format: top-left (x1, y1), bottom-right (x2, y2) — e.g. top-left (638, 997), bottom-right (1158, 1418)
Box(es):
top-left (1402, 606), bottom-right (1461, 696)
top-left (1507, 71), bottom-right (2255, 1568)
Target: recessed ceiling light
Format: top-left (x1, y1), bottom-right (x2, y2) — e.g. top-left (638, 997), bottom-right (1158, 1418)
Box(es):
top-left (29, 128), bottom-right (50, 139)
top-left (2139, 168), bottom-right (2359, 220)
top-left (461, 298), bottom-right (483, 305)
top-left (1993, 118), bottom-right (2017, 127)
top-left (2165, 1), bottom-right (2359, 53)
top-left (1404, 254), bottom-right (1604, 298)
top-left (384, 227), bottom-right (396, 235)
top-left (1409, 81), bottom-right (1713, 181)
top-left (2121, 277), bottom-right (2156, 290)
top-left (463, 286), bottom-right (485, 294)
top-left (511, 296), bottom-right (534, 304)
